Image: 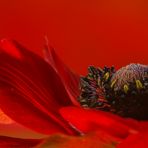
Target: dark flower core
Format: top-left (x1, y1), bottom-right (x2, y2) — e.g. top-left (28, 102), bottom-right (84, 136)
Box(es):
top-left (78, 64), bottom-right (148, 120)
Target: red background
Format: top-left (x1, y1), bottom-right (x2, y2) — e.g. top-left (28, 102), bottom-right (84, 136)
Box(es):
top-left (0, 0), bottom-right (147, 74)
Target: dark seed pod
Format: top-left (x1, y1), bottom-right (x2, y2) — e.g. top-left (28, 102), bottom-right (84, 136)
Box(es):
top-left (78, 63), bottom-right (148, 120)
top-left (107, 63), bottom-right (148, 120)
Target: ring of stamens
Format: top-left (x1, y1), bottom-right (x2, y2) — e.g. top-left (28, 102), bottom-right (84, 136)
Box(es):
top-left (78, 66), bottom-right (115, 110)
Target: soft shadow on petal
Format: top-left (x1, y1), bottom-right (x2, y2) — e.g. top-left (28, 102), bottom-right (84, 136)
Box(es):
top-left (0, 136), bottom-right (42, 148)
top-left (44, 40), bottom-right (80, 106)
top-left (0, 39), bottom-right (77, 135)
top-left (60, 107), bottom-right (139, 139)
top-left (37, 131), bottom-right (118, 148)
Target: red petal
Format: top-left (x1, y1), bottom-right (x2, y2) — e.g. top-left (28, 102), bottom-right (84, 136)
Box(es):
top-left (44, 40), bottom-right (80, 106)
top-left (117, 131), bottom-right (148, 148)
top-left (0, 109), bottom-right (47, 139)
top-left (0, 39), bottom-right (22, 59)
top-left (60, 107), bottom-right (139, 139)
top-left (139, 121), bottom-right (148, 131)
top-left (0, 136), bottom-right (42, 147)
top-left (0, 109), bottom-right (13, 124)
top-left (0, 39), bottom-right (76, 135)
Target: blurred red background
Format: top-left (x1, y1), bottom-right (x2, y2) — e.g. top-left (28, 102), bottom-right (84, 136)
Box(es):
top-left (0, 0), bottom-right (147, 74)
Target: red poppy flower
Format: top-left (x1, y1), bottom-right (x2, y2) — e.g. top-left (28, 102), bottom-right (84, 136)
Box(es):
top-left (0, 38), bottom-right (147, 147)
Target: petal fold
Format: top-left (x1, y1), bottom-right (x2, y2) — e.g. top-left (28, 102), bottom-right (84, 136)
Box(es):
top-left (44, 40), bottom-right (80, 106)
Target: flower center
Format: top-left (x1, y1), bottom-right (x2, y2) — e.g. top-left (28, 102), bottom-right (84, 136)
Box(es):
top-left (78, 63), bottom-right (148, 120)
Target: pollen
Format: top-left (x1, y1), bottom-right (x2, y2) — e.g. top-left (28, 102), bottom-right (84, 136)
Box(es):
top-left (103, 72), bottom-right (110, 81)
top-left (110, 80), bottom-right (116, 88)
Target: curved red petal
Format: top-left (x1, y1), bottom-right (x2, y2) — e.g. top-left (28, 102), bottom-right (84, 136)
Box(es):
top-left (0, 39), bottom-right (76, 135)
top-left (60, 107), bottom-right (139, 139)
top-left (0, 136), bottom-right (42, 147)
top-left (44, 41), bottom-right (80, 106)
